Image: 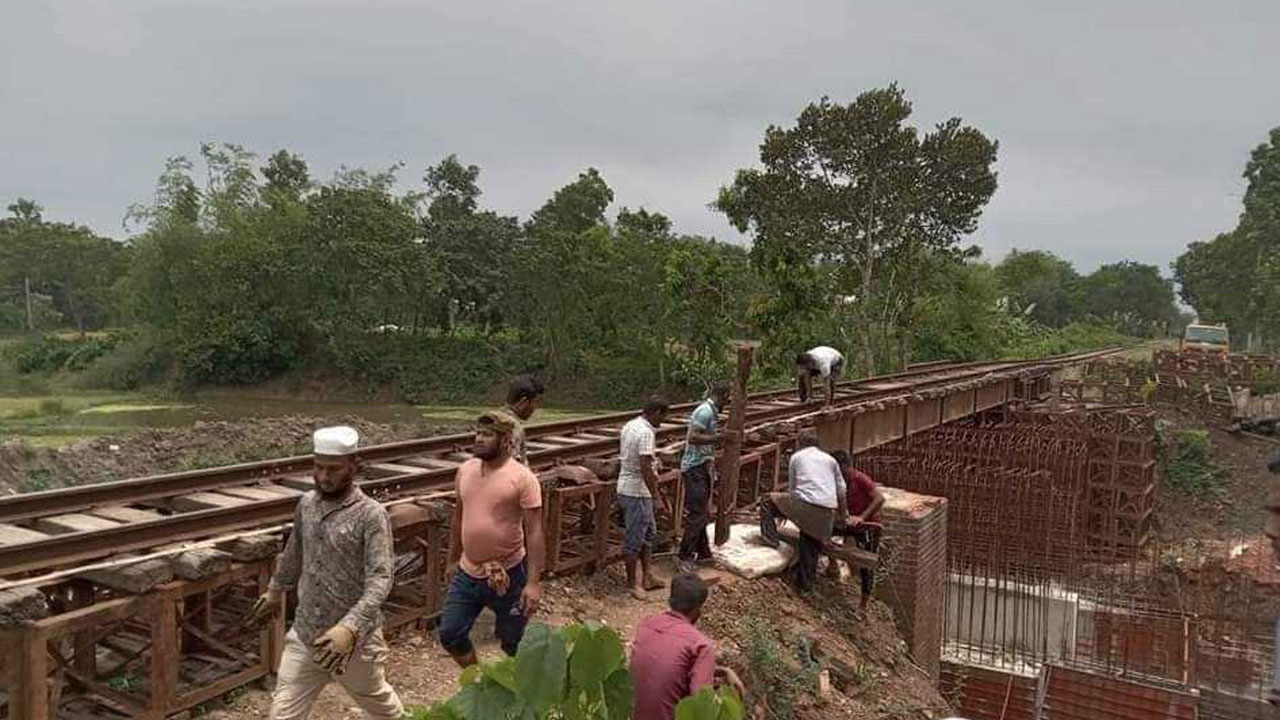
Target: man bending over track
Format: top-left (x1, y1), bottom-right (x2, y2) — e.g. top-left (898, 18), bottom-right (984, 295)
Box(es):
top-left (254, 425), bottom-right (404, 720)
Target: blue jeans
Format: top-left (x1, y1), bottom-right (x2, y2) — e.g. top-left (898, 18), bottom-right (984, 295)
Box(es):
top-left (438, 561), bottom-right (528, 657)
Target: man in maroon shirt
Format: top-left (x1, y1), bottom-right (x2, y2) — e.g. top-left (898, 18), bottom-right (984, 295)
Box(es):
top-left (828, 451), bottom-right (886, 611)
top-left (629, 573), bottom-right (744, 720)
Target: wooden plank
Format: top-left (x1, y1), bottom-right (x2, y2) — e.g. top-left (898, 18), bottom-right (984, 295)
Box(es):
top-left (171, 492), bottom-right (250, 512)
top-left (716, 342), bottom-right (756, 545)
top-left (397, 457), bottom-right (461, 471)
top-left (33, 513), bottom-right (119, 535)
top-left (87, 505), bottom-right (163, 524)
top-left (277, 473), bottom-right (316, 491)
top-left (219, 486), bottom-right (301, 502)
top-left (367, 462), bottom-right (429, 476)
top-left (0, 523), bottom-right (47, 548)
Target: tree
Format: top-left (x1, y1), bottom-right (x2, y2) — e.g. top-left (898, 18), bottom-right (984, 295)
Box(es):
top-left (1173, 124), bottom-right (1280, 350)
top-left (421, 155), bottom-right (521, 331)
top-left (716, 85), bottom-right (998, 372)
top-left (994, 249), bottom-right (1080, 327)
top-left (1076, 261), bottom-right (1177, 336)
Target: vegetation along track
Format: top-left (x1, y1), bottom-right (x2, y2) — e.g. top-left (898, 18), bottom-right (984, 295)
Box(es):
top-left (0, 349), bottom-right (1119, 580)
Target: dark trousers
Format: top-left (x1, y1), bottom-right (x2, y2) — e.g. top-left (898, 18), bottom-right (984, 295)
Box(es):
top-left (438, 561), bottom-right (528, 657)
top-left (679, 463), bottom-right (714, 562)
top-left (832, 524), bottom-right (882, 597)
top-left (759, 495), bottom-right (823, 593)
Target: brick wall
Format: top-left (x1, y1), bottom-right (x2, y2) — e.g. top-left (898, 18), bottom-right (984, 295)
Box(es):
top-left (876, 487), bottom-right (948, 679)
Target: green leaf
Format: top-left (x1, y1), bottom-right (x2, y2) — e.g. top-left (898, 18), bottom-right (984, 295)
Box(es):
top-left (716, 686), bottom-right (746, 720)
top-left (674, 687), bottom-right (720, 720)
top-left (480, 657), bottom-right (519, 693)
top-left (601, 669), bottom-right (634, 720)
top-left (568, 624), bottom-right (625, 692)
top-left (515, 622), bottom-right (568, 714)
top-left (407, 702), bottom-right (463, 720)
top-left (458, 664), bottom-right (480, 687)
top-left (452, 678), bottom-right (518, 720)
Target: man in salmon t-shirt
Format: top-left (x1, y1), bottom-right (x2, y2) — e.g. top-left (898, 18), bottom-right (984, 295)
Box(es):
top-left (438, 410), bottom-right (546, 667)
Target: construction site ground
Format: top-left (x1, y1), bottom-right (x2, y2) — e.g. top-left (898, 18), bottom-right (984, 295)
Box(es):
top-left (196, 562), bottom-right (945, 720)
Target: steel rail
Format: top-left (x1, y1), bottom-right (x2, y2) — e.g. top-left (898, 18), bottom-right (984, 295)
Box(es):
top-left (0, 348), bottom-right (1120, 577)
top-left (0, 357), bottom-right (1003, 524)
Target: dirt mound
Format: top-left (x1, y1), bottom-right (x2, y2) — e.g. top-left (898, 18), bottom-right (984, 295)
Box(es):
top-left (0, 415), bottom-right (458, 494)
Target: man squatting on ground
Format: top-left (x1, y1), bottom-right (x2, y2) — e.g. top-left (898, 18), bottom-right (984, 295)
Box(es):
top-left (629, 573), bottom-right (745, 720)
top-left (827, 451), bottom-right (886, 611)
top-left (795, 345), bottom-right (844, 405)
top-left (505, 374), bottom-right (544, 466)
top-left (255, 425), bottom-right (404, 720)
top-left (618, 396), bottom-right (672, 600)
top-left (1266, 447), bottom-right (1280, 708)
top-left (678, 382), bottom-right (734, 572)
top-left (439, 410), bottom-right (545, 665)
top-left (758, 430), bottom-right (848, 592)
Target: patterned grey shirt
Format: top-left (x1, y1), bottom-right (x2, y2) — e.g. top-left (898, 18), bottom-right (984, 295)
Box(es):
top-left (508, 409), bottom-right (528, 466)
top-left (269, 486), bottom-right (394, 660)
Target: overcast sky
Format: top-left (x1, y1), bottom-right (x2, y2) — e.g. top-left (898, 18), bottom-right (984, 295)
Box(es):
top-left (3, 0), bottom-right (1278, 274)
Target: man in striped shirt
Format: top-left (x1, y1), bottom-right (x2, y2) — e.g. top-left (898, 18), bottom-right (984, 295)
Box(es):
top-left (617, 396), bottom-right (671, 600)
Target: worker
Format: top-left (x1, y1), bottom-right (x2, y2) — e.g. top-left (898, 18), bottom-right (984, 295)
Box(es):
top-left (757, 430), bottom-right (847, 593)
top-left (438, 410), bottom-right (545, 667)
top-left (505, 374), bottom-right (544, 465)
top-left (618, 396), bottom-right (671, 600)
top-left (630, 572), bottom-right (746, 720)
top-left (678, 382), bottom-right (733, 572)
top-left (254, 426), bottom-right (403, 720)
top-left (795, 346), bottom-right (844, 404)
top-left (827, 451), bottom-right (885, 611)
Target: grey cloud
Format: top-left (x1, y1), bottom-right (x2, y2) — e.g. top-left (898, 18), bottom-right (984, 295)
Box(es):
top-left (2, 0), bottom-right (1277, 273)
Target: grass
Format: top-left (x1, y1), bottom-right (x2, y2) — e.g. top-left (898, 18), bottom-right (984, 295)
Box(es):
top-left (414, 405), bottom-right (608, 424)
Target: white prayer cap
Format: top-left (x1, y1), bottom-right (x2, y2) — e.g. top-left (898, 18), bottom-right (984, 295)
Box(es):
top-left (313, 425), bottom-right (359, 456)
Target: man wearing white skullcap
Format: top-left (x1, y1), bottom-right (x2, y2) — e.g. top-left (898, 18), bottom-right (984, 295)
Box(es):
top-left (254, 426), bottom-right (403, 719)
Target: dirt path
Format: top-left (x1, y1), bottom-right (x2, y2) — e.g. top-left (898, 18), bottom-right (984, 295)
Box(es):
top-left (201, 561), bottom-right (946, 720)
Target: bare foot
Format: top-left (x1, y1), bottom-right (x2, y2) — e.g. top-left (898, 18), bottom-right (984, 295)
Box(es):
top-left (643, 575), bottom-right (667, 591)
top-left (630, 586), bottom-right (648, 601)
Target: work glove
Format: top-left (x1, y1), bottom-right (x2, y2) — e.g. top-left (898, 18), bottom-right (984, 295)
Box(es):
top-left (313, 624), bottom-right (356, 674)
top-left (251, 588), bottom-right (282, 622)
top-left (482, 560), bottom-right (511, 596)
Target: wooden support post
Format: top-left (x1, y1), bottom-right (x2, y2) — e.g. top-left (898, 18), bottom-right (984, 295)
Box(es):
top-left (716, 341), bottom-right (758, 545)
top-left (424, 523), bottom-right (448, 619)
top-left (150, 594), bottom-right (178, 717)
top-left (591, 486), bottom-right (614, 571)
top-left (67, 580), bottom-right (97, 679)
top-left (258, 563), bottom-right (284, 673)
top-left (20, 629), bottom-right (48, 720)
top-left (544, 490), bottom-right (564, 576)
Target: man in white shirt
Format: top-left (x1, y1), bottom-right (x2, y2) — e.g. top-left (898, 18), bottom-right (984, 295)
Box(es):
top-left (795, 346), bottom-right (844, 405)
top-left (758, 430), bottom-right (847, 592)
top-left (617, 396), bottom-right (671, 600)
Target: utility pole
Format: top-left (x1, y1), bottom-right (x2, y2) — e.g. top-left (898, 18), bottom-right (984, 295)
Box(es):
top-left (24, 276), bottom-right (33, 331)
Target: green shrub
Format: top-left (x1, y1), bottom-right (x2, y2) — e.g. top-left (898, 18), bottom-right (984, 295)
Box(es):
top-left (78, 332), bottom-right (174, 390)
top-left (411, 621), bottom-right (742, 720)
top-left (6, 336), bottom-right (77, 373)
top-left (742, 617), bottom-right (820, 720)
top-left (1162, 429), bottom-right (1225, 497)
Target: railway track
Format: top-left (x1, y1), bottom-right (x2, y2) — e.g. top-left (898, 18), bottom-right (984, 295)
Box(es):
top-left (0, 348), bottom-right (1119, 580)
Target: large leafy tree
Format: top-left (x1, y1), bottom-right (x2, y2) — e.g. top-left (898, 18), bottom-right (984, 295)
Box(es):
top-left (1173, 124), bottom-right (1280, 349)
top-left (1076, 261), bottom-right (1177, 336)
top-left (422, 155), bottom-right (521, 331)
top-left (994, 249), bottom-right (1081, 328)
top-left (716, 85), bottom-right (998, 371)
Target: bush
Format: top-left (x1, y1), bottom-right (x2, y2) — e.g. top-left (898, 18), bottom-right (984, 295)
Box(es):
top-left (5, 336), bottom-right (77, 373)
top-left (77, 332), bottom-right (174, 390)
top-left (412, 621), bottom-right (743, 720)
top-left (742, 617), bottom-right (820, 720)
top-left (1162, 429), bottom-right (1225, 497)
